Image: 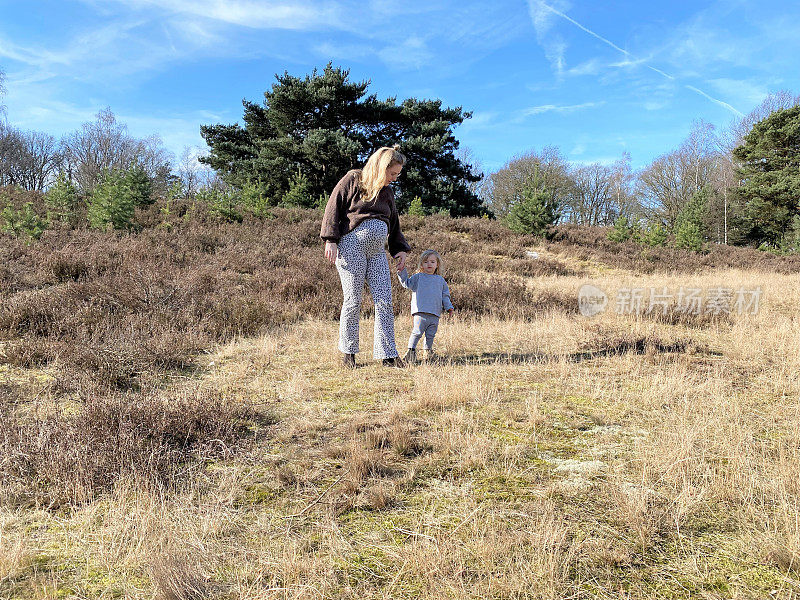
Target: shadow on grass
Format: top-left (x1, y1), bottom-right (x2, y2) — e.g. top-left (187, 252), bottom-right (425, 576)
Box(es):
top-left (447, 352), bottom-right (550, 366)
top-left (440, 338), bottom-right (723, 367)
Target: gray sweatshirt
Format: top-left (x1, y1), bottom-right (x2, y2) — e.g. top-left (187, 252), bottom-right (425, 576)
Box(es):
top-left (398, 269), bottom-right (454, 316)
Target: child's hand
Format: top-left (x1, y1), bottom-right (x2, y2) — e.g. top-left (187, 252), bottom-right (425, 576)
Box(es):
top-left (446, 308), bottom-right (454, 317)
top-left (394, 251), bottom-right (407, 272)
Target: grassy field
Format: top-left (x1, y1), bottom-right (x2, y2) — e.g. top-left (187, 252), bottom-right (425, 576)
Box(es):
top-left (2, 204), bottom-right (800, 598)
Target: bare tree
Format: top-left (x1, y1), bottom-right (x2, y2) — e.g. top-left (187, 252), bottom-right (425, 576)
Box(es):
top-left (0, 67), bottom-right (6, 121)
top-left (705, 155), bottom-right (737, 244)
top-left (721, 90), bottom-right (800, 154)
top-left (177, 146), bottom-right (234, 197)
top-left (636, 121), bottom-right (719, 229)
top-left (61, 108), bottom-right (136, 193)
top-left (177, 147), bottom-right (202, 198)
top-left (682, 119), bottom-right (717, 189)
top-left (61, 107), bottom-right (173, 195)
top-left (456, 146), bottom-right (486, 199)
top-left (637, 153), bottom-right (695, 228)
top-left (0, 122), bottom-right (24, 186)
top-left (565, 163), bottom-right (615, 226)
top-left (610, 152), bottom-right (641, 221)
top-left (136, 134), bottom-right (174, 197)
top-left (197, 164), bottom-right (229, 192)
top-left (21, 130), bottom-right (60, 191)
top-left (486, 146), bottom-right (571, 218)
top-left (0, 125), bottom-right (59, 190)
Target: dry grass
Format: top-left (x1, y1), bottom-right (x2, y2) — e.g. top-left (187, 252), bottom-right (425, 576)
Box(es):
top-left (4, 211), bottom-right (800, 598)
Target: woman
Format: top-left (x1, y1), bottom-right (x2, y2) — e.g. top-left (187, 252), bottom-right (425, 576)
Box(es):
top-left (320, 146), bottom-right (410, 368)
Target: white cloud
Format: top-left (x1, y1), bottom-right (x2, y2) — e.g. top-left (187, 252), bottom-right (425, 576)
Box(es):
top-left (570, 155), bottom-right (620, 166)
top-left (82, 0), bottom-right (346, 31)
top-left (534, 1), bottom-right (629, 56)
top-left (170, 19), bottom-right (224, 46)
top-left (526, 0), bottom-right (571, 77)
top-left (378, 36), bottom-right (433, 70)
top-left (0, 18), bottom-right (197, 90)
top-left (522, 101), bottom-right (602, 116)
top-left (644, 100), bottom-right (668, 111)
top-left (570, 142), bottom-right (586, 155)
top-left (707, 78), bottom-right (769, 107)
top-left (668, 19), bottom-right (757, 73)
top-left (609, 56), bottom-right (648, 69)
top-left (459, 111), bottom-right (501, 132)
top-left (567, 58), bottom-right (602, 76)
top-left (0, 37), bottom-right (59, 67)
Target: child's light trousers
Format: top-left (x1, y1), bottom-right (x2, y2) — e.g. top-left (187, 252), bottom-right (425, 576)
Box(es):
top-left (408, 313), bottom-right (440, 350)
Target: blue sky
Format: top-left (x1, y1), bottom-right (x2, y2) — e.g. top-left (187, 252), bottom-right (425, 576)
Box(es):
top-left (1, 0), bottom-right (798, 173)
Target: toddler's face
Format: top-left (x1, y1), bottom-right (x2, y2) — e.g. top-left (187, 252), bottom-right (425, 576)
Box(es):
top-left (422, 255), bottom-right (438, 274)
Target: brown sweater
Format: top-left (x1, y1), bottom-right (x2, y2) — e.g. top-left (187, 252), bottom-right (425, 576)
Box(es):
top-left (320, 169), bottom-right (411, 256)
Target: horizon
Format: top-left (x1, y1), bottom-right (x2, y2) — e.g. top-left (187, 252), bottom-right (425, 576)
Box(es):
top-left (1, 0), bottom-right (798, 174)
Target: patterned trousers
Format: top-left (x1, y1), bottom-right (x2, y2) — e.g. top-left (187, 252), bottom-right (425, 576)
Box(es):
top-left (335, 219), bottom-right (398, 359)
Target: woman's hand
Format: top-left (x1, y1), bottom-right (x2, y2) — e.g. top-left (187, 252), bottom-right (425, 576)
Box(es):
top-left (324, 241), bottom-right (338, 265)
top-left (394, 251), bottom-right (407, 272)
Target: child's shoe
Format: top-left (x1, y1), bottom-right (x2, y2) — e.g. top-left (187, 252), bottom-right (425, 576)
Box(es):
top-left (342, 353), bottom-right (356, 369)
top-left (403, 348), bottom-right (418, 364)
top-left (382, 356), bottom-right (407, 368)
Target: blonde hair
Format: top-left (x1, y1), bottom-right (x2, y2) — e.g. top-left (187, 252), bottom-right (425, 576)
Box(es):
top-left (359, 145), bottom-right (406, 203)
top-left (418, 249), bottom-right (443, 275)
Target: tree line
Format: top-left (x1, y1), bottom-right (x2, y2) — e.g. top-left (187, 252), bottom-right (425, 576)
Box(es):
top-left (1, 63), bottom-right (799, 252)
top-left (485, 91), bottom-right (800, 252)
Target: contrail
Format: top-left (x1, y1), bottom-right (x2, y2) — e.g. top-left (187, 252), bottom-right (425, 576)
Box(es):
top-left (685, 85), bottom-right (745, 117)
top-left (647, 66), bottom-right (675, 81)
top-left (535, 1), bottom-right (742, 117)
top-left (540, 2), bottom-right (630, 57)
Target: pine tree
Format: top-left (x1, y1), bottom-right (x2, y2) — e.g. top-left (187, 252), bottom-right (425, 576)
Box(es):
top-left (87, 169), bottom-right (135, 230)
top-left (608, 216), bottom-right (632, 242)
top-left (1, 202), bottom-right (48, 242)
top-left (281, 170), bottom-right (315, 208)
top-left (506, 184), bottom-right (560, 237)
top-left (782, 215), bottom-right (800, 253)
top-left (643, 222), bottom-right (668, 247)
top-left (408, 196), bottom-right (425, 216)
top-left (240, 180), bottom-right (271, 217)
top-left (733, 106), bottom-right (800, 245)
top-left (45, 173), bottom-right (79, 223)
top-left (201, 64), bottom-right (485, 216)
top-left (125, 162), bottom-right (153, 206)
top-left (672, 186), bottom-right (708, 251)
top-left (674, 222), bottom-right (702, 251)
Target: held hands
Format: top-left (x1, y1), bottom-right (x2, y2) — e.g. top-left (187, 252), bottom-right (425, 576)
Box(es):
top-left (445, 308), bottom-right (455, 318)
top-left (393, 251), bottom-right (407, 272)
top-left (324, 241), bottom-right (338, 265)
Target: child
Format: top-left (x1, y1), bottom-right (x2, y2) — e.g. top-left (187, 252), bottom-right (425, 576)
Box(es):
top-left (397, 250), bottom-right (454, 364)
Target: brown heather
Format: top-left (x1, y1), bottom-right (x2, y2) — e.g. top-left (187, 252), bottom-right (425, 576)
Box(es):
top-left (0, 202), bottom-right (580, 388)
top-left (0, 386), bottom-right (266, 507)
